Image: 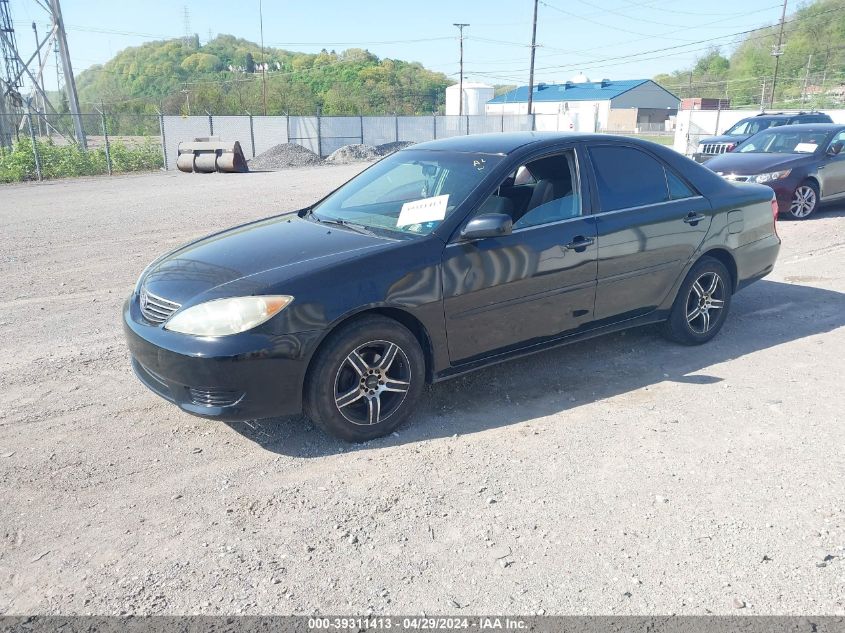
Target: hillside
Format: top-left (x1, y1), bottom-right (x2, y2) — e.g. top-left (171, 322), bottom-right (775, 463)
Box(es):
top-left (653, 0), bottom-right (845, 108)
top-left (75, 35), bottom-right (452, 116)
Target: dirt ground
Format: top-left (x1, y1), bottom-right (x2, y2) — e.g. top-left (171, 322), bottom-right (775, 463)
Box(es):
top-left (1, 166), bottom-right (843, 616)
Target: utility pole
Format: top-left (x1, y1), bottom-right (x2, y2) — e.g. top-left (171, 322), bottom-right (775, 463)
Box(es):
top-left (181, 82), bottom-right (190, 115)
top-left (526, 0), bottom-right (539, 117)
top-left (453, 23), bottom-right (469, 116)
top-left (801, 53), bottom-right (812, 108)
top-left (770, 0), bottom-right (787, 109)
top-left (50, 0), bottom-right (85, 147)
top-left (760, 78), bottom-right (767, 112)
top-left (260, 0), bottom-right (267, 116)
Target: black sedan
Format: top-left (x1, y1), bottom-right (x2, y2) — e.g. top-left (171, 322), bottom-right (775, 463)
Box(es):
top-left (124, 132), bottom-right (780, 441)
top-left (705, 123), bottom-right (845, 219)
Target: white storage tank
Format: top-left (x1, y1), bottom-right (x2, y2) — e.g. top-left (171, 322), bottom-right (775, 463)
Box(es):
top-left (445, 82), bottom-right (495, 115)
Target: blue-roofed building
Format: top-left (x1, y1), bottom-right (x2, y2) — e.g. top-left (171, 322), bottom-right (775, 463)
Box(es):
top-left (485, 76), bottom-right (679, 133)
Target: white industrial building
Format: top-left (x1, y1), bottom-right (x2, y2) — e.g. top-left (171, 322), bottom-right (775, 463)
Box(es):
top-left (485, 75), bottom-right (679, 133)
top-left (445, 82), bottom-right (495, 116)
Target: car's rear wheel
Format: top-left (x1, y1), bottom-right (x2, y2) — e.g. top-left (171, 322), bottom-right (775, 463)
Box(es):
top-left (788, 181), bottom-right (819, 220)
top-left (304, 315), bottom-right (425, 442)
top-left (662, 257), bottom-right (732, 345)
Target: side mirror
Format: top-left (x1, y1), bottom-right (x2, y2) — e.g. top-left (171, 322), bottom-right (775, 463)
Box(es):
top-left (827, 141), bottom-right (844, 156)
top-left (460, 213), bottom-right (513, 241)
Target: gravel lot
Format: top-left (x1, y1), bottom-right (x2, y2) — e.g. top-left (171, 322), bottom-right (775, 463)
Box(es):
top-left (1, 166), bottom-right (844, 616)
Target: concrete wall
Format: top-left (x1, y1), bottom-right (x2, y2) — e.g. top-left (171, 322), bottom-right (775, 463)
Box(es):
top-left (486, 99), bottom-right (609, 131)
top-left (606, 108), bottom-right (637, 131)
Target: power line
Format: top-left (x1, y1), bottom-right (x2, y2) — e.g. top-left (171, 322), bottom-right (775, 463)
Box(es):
top-left (468, 3), bottom-right (845, 78)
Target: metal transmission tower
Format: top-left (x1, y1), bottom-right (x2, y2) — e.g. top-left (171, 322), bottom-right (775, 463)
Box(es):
top-left (0, 0), bottom-right (86, 148)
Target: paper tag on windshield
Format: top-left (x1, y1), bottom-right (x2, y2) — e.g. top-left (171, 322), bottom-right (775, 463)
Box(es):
top-left (794, 142), bottom-right (818, 153)
top-left (397, 195), bottom-right (449, 227)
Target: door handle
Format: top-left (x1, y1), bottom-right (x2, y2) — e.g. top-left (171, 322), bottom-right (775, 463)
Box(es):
top-left (683, 212), bottom-right (706, 226)
top-left (564, 235), bottom-right (595, 252)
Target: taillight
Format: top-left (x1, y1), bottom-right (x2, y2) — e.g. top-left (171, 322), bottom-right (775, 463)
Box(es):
top-left (771, 197), bottom-right (780, 238)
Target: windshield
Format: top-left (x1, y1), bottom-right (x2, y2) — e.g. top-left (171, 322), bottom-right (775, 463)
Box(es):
top-left (736, 129), bottom-right (831, 154)
top-left (311, 149), bottom-right (502, 236)
top-left (725, 118), bottom-right (786, 136)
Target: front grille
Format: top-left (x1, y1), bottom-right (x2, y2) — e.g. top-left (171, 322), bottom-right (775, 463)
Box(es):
top-left (188, 387), bottom-right (244, 408)
top-left (701, 142), bottom-right (733, 155)
top-left (140, 287), bottom-right (181, 325)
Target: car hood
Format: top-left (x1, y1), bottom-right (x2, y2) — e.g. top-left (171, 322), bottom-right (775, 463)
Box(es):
top-left (699, 134), bottom-right (749, 145)
top-left (704, 152), bottom-right (812, 176)
top-left (141, 213), bottom-right (396, 304)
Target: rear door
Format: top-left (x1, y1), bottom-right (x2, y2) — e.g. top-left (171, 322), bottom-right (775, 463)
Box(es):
top-left (586, 143), bottom-right (712, 323)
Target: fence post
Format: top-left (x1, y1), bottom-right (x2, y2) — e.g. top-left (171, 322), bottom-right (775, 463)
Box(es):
top-left (394, 113), bottom-right (399, 143)
top-left (285, 113), bottom-right (290, 144)
top-left (501, 115), bottom-right (504, 133)
top-left (246, 111), bottom-right (256, 157)
top-left (207, 111), bottom-right (214, 136)
top-left (157, 109), bottom-right (168, 171)
top-left (316, 107), bottom-right (323, 157)
top-left (466, 115), bottom-right (470, 135)
top-left (433, 114), bottom-right (437, 140)
top-left (359, 114), bottom-right (364, 145)
top-left (26, 110), bottom-right (42, 181)
top-left (98, 107), bottom-right (112, 176)
top-left (531, 113), bottom-right (536, 131)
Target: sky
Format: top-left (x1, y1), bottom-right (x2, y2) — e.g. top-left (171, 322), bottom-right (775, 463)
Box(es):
top-left (9, 0), bottom-right (789, 91)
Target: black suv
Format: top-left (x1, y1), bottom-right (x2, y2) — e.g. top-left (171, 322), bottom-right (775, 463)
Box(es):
top-left (693, 111), bottom-right (833, 162)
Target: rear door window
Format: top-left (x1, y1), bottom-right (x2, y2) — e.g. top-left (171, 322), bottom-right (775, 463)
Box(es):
top-left (588, 145), bottom-right (669, 212)
top-left (665, 169), bottom-right (697, 200)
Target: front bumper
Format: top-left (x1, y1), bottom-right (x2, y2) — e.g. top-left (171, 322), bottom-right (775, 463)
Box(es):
top-left (123, 295), bottom-right (322, 420)
top-left (769, 179), bottom-right (799, 215)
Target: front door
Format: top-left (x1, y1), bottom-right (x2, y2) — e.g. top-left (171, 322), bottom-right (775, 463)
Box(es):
top-left (442, 148), bottom-right (598, 363)
top-left (586, 143), bottom-right (712, 322)
top-left (819, 130), bottom-right (845, 199)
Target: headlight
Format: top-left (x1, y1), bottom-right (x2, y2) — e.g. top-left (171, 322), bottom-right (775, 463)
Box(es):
top-left (164, 295), bottom-right (293, 336)
top-left (749, 169), bottom-right (791, 183)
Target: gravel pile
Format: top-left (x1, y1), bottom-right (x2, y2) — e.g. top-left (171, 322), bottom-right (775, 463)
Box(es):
top-left (375, 141), bottom-right (415, 156)
top-left (248, 143), bottom-right (322, 170)
top-left (325, 144), bottom-right (379, 164)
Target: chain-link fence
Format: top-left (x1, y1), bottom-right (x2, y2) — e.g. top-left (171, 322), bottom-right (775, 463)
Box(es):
top-left (159, 113), bottom-right (535, 170)
top-left (0, 108), bottom-right (689, 182)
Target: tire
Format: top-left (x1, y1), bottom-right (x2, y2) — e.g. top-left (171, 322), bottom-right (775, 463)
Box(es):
top-left (304, 315), bottom-right (425, 442)
top-left (662, 256), bottom-right (732, 346)
top-left (787, 180), bottom-right (819, 220)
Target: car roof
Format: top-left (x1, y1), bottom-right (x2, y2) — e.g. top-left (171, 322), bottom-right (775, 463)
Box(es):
top-left (408, 131), bottom-right (658, 155)
top-left (752, 112), bottom-right (830, 119)
top-left (755, 123), bottom-right (844, 131)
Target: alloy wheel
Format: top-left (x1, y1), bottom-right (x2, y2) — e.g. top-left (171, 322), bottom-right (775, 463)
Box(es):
top-left (686, 272), bottom-right (726, 335)
top-left (790, 185), bottom-right (817, 218)
top-left (333, 340), bottom-right (412, 426)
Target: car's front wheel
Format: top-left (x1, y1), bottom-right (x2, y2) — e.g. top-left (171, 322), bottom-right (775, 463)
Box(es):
top-left (662, 256), bottom-right (732, 345)
top-left (304, 315), bottom-right (425, 442)
top-left (787, 180), bottom-right (819, 220)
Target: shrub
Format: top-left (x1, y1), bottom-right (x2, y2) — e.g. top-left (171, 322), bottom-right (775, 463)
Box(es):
top-left (0, 138), bottom-right (164, 183)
